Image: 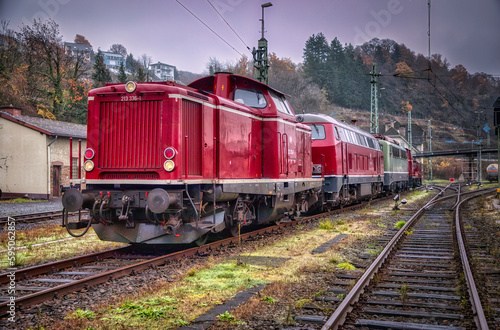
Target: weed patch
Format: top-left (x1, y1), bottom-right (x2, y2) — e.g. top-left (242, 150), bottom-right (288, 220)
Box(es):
top-left (261, 296), bottom-right (278, 303)
top-left (336, 262), bottom-right (356, 270)
top-left (0, 198), bottom-right (45, 203)
top-left (295, 299), bottom-right (311, 308)
top-left (66, 308), bottom-right (96, 320)
top-left (394, 220), bottom-right (406, 229)
top-left (319, 219), bottom-right (335, 230)
top-left (217, 311), bottom-right (246, 325)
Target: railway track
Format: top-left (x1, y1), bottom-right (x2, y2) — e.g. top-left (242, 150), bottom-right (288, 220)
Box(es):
top-left (460, 194), bottom-right (500, 328)
top-left (1, 197), bottom-right (392, 317)
top-left (290, 185), bottom-right (497, 329)
top-left (0, 210), bottom-right (88, 226)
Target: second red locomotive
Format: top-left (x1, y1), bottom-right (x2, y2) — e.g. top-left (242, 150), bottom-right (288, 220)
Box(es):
top-left (296, 113), bottom-right (384, 209)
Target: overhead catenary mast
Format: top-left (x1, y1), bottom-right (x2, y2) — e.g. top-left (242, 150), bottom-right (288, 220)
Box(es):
top-left (253, 2), bottom-right (273, 85)
top-left (370, 63), bottom-right (382, 134)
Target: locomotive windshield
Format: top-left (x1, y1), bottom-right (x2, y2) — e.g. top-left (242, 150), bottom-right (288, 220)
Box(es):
top-left (234, 89), bottom-right (267, 108)
top-left (309, 124), bottom-right (326, 140)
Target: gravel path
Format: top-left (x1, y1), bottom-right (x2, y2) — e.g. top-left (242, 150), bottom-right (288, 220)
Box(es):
top-left (0, 198), bottom-right (63, 217)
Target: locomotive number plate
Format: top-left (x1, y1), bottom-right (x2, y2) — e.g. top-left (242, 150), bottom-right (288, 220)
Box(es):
top-left (121, 95), bottom-right (142, 101)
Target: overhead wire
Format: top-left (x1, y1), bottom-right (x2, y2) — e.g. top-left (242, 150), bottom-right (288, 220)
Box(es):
top-left (206, 0), bottom-right (252, 54)
top-left (175, 0), bottom-right (244, 57)
top-left (388, 67), bottom-right (468, 120)
top-left (426, 69), bottom-right (468, 120)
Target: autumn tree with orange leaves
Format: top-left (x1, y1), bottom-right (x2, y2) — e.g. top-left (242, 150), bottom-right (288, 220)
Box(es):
top-left (0, 19), bottom-right (92, 123)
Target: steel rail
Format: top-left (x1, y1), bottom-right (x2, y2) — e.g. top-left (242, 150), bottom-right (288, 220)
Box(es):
top-left (0, 210), bottom-right (88, 225)
top-left (455, 192), bottom-right (491, 330)
top-left (424, 187), bottom-right (496, 210)
top-left (321, 185), bottom-right (450, 330)
top-left (0, 247), bottom-right (131, 285)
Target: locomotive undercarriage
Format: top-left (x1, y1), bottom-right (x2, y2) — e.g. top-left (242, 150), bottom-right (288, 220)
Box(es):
top-left (319, 176), bottom-right (384, 211)
top-left (62, 181), bottom-right (322, 245)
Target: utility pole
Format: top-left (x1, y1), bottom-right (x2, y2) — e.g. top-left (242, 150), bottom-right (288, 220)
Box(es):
top-left (478, 143), bottom-right (482, 184)
top-left (370, 63), bottom-right (382, 134)
top-left (408, 110), bottom-right (412, 151)
top-left (493, 97), bottom-right (500, 197)
top-left (475, 110), bottom-right (483, 184)
top-left (428, 120), bottom-right (433, 181)
top-left (252, 2), bottom-right (272, 85)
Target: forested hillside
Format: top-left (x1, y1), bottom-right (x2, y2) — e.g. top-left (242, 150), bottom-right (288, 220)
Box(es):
top-left (300, 33), bottom-right (499, 129)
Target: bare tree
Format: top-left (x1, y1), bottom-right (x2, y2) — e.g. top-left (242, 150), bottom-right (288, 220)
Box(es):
top-left (140, 54), bottom-right (152, 81)
top-left (109, 43), bottom-right (127, 57)
top-left (205, 57), bottom-right (225, 75)
top-left (74, 34), bottom-right (92, 47)
top-left (18, 19), bottom-right (72, 116)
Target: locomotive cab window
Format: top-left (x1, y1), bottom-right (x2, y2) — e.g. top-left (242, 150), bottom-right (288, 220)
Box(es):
top-left (309, 124), bottom-right (326, 140)
top-left (334, 126), bottom-right (340, 141)
top-left (337, 127), bottom-right (346, 141)
top-left (270, 91), bottom-right (294, 116)
top-left (234, 89), bottom-right (267, 108)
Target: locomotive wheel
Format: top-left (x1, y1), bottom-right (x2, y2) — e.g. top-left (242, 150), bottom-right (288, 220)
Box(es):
top-left (227, 224), bottom-right (240, 237)
top-left (194, 233), bottom-right (208, 247)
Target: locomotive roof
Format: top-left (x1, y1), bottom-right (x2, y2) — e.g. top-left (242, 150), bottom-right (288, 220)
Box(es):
top-left (188, 73), bottom-right (290, 98)
top-left (296, 113), bottom-right (373, 138)
top-left (377, 138), bottom-right (406, 150)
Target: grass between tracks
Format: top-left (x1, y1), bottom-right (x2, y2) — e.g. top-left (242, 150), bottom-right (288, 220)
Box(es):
top-left (0, 224), bottom-right (125, 270)
top-left (49, 189), bottom-right (433, 329)
top-left (0, 198), bottom-right (47, 204)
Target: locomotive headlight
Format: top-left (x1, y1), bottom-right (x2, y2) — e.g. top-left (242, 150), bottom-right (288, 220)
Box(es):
top-left (164, 147), bottom-right (176, 159)
top-left (84, 148), bottom-right (95, 160)
top-left (125, 81), bottom-right (137, 93)
top-left (84, 160), bottom-right (94, 172)
top-left (163, 160), bottom-right (175, 172)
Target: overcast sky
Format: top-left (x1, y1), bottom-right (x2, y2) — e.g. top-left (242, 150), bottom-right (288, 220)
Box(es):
top-left (0, 0), bottom-right (498, 75)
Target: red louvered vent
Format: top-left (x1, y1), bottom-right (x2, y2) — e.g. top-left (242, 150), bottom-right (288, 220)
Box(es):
top-left (100, 172), bottom-right (159, 180)
top-left (182, 100), bottom-right (202, 176)
top-left (98, 100), bottom-right (161, 169)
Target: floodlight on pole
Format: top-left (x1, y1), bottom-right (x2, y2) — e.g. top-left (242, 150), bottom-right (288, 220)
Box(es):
top-left (253, 2), bottom-right (273, 85)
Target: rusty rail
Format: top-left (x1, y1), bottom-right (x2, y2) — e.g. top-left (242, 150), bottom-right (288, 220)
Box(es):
top-left (0, 210), bottom-right (88, 226)
top-left (455, 193), bottom-right (490, 329)
top-left (321, 185), bottom-right (449, 329)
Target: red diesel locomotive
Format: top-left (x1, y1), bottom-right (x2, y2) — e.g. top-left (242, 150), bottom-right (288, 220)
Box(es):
top-left (63, 73), bottom-right (322, 245)
top-left (296, 113), bottom-right (384, 209)
top-left (408, 151), bottom-right (422, 188)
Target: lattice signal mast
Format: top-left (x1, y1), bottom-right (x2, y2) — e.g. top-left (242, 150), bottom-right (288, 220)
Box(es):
top-left (370, 64), bottom-right (382, 134)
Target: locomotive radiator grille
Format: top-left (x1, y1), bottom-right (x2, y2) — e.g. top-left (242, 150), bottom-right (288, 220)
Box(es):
top-left (99, 100), bottom-right (162, 169)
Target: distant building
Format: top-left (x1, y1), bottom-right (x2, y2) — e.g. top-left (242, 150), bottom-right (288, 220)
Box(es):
top-left (0, 107), bottom-right (87, 199)
top-left (149, 62), bottom-right (176, 81)
top-left (381, 120), bottom-right (425, 153)
top-left (64, 42), bottom-right (93, 62)
top-left (101, 51), bottom-right (124, 70)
